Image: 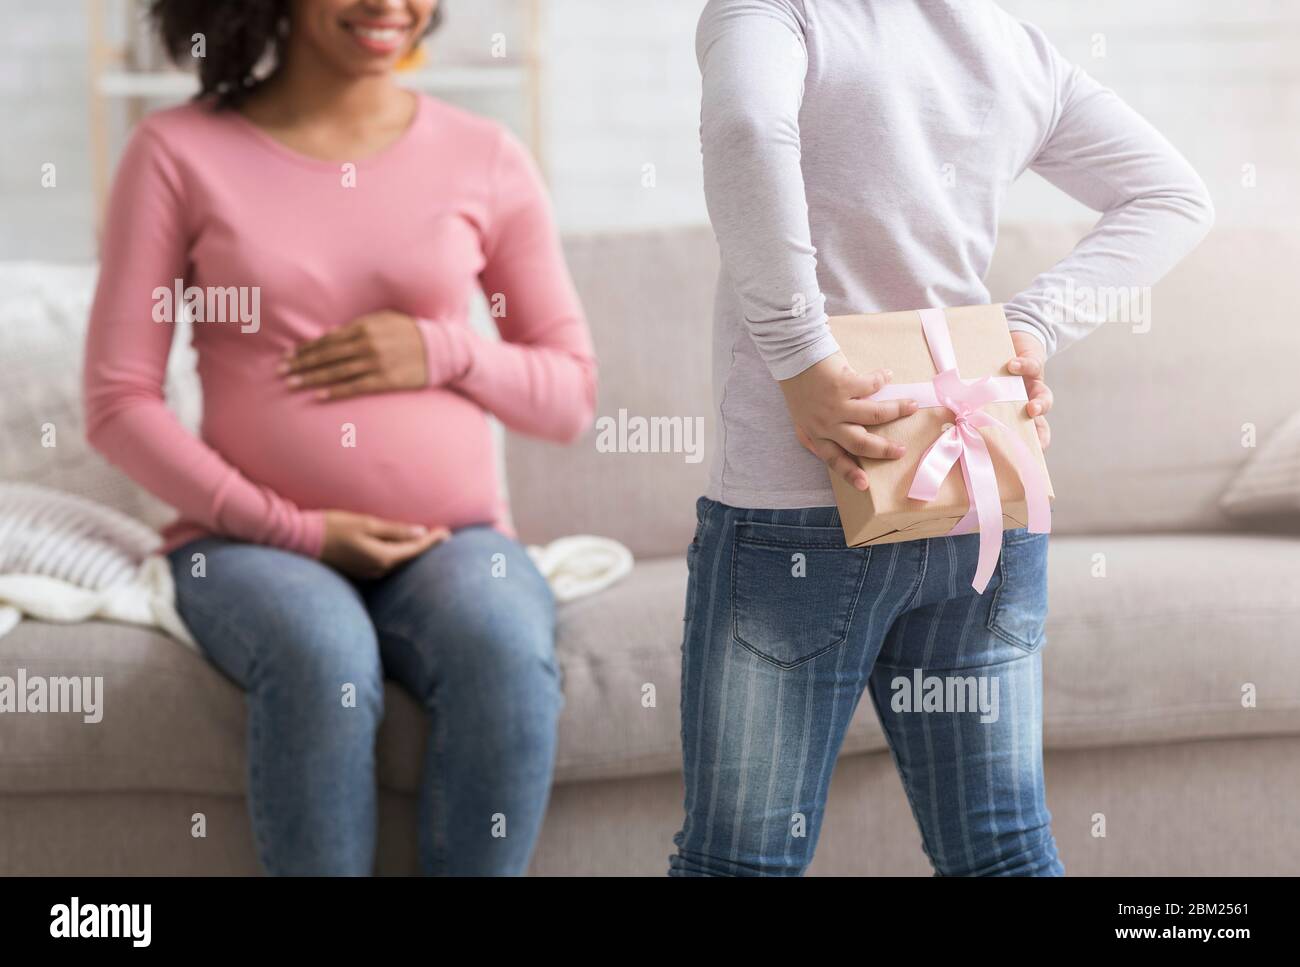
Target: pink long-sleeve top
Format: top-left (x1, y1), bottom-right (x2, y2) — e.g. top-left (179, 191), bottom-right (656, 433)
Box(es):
top-left (83, 94), bottom-right (596, 558)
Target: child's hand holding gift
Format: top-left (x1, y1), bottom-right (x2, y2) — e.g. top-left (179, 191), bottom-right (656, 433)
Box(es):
top-left (779, 352), bottom-right (919, 492)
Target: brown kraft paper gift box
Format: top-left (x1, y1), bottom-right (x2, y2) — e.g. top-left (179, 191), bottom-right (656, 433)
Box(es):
top-left (826, 304), bottom-right (1053, 547)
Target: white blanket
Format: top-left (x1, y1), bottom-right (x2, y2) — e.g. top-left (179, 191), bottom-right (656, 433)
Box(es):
top-left (0, 483), bottom-right (197, 648)
top-left (0, 483), bottom-right (633, 646)
top-left (527, 535), bottom-right (634, 603)
top-left (0, 556), bottom-right (196, 648)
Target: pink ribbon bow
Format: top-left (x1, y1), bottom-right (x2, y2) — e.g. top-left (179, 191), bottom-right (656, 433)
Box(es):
top-left (870, 308), bottom-right (1051, 593)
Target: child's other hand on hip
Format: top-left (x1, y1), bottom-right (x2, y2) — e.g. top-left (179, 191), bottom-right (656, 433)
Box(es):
top-left (1007, 331), bottom-right (1052, 450)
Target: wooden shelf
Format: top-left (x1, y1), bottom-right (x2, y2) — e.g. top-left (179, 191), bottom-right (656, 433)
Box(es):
top-left (95, 65), bottom-right (531, 98)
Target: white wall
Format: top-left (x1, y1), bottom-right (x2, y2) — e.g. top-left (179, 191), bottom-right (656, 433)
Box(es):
top-left (541, 0), bottom-right (706, 232)
top-left (998, 0), bottom-right (1300, 228)
top-left (3, 0), bottom-right (1298, 260)
top-left (541, 0), bottom-right (1300, 234)
top-left (0, 4), bottom-right (95, 260)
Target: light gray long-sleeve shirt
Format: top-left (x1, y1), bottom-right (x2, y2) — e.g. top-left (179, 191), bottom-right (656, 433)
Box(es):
top-left (698, 0), bottom-right (1215, 509)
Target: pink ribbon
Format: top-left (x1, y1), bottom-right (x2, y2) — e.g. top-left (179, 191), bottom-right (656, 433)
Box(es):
top-left (870, 308), bottom-right (1051, 593)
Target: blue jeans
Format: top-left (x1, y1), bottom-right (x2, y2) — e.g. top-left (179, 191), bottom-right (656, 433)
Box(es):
top-left (669, 497), bottom-right (1063, 876)
top-left (167, 525), bottom-right (561, 876)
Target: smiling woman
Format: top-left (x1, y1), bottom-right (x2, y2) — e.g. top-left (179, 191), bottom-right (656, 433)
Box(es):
top-left (150, 0), bottom-right (445, 107)
top-left (83, 0), bottom-right (596, 878)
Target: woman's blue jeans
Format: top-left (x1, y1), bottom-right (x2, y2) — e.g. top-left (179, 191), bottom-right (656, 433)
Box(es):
top-left (167, 525), bottom-right (561, 876)
top-left (669, 497), bottom-right (1063, 876)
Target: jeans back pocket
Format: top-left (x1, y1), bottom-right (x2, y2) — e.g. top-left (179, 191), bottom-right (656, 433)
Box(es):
top-left (986, 529), bottom-right (1050, 652)
top-left (731, 520), bottom-right (869, 669)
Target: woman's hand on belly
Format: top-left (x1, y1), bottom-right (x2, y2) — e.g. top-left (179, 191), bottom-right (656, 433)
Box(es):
top-left (319, 509), bottom-right (449, 580)
top-left (280, 310), bottom-right (428, 401)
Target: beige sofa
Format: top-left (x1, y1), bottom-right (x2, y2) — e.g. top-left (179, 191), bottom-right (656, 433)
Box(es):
top-left (2, 223), bottom-right (1298, 875)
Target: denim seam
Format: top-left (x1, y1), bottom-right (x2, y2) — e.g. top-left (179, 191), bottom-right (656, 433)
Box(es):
top-left (683, 545), bottom-right (702, 625)
top-left (732, 520), bottom-right (847, 541)
top-left (373, 625), bottom-right (439, 705)
top-left (733, 536), bottom-right (856, 550)
top-left (178, 592), bottom-right (280, 872)
top-left (424, 693), bottom-right (449, 876)
top-left (986, 556), bottom-right (1045, 654)
top-left (1003, 532), bottom-right (1045, 547)
top-left (872, 650), bottom-right (1040, 673)
top-left (372, 622), bottom-right (448, 875)
top-left (904, 538), bottom-right (929, 610)
top-left (375, 615), bottom-right (561, 875)
top-left (175, 591), bottom-right (267, 680)
top-left (866, 685), bottom-right (946, 874)
top-left (246, 684), bottom-right (278, 874)
top-left (699, 494), bottom-right (718, 532)
top-left (987, 624), bottom-right (1043, 654)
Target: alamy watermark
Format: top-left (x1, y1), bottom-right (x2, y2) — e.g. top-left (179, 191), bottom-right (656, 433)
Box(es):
top-left (1041, 279), bottom-right (1151, 334)
top-left (890, 669), bottom-right (1000, 724)
top-left (152, 278), bottom-right (261, 333)
top-left (0, 668), bottom-right (103, 723)
top-left (595, 408), bottom-right (705, 464)
top-left (50, 898), bottom-right (150, 947)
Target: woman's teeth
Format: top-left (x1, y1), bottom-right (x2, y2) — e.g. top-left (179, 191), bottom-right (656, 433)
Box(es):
top-left (353, 26), bottom-right (406, 43)
top-left (342, 22), bottom-right (410, 53)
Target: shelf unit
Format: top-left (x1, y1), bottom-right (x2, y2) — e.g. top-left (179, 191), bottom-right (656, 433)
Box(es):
top-left (86, 0), bottom-right (544, 214)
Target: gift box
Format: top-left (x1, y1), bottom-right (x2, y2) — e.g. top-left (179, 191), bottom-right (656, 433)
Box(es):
top-left (826, 304), bottom-right (1053, 592)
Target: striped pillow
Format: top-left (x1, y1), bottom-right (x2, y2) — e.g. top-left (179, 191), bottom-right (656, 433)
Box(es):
top-left (0, 482), bottom-right (195, 646)
top-left (0, 482), bottom-right (160, 588)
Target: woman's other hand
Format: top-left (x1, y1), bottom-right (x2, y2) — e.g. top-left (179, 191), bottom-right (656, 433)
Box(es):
top-left (281, 310), bottom-right (427, 400)
top-left (1007, 331), bottom-right (1053, 450)
top-left (319, 510), bottom-right (448, 579)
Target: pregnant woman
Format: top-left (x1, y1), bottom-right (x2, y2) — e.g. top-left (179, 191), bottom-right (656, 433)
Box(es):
top-left (83, 0), bottom-right (595, 875)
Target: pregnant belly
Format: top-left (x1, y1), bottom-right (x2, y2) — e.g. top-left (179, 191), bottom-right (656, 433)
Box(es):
top-left (202, 377), bottom-right (500, 530)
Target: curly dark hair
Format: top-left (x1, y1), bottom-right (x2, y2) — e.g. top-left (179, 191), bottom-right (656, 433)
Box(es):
top-left (149, 1), bottom-right (444, 109)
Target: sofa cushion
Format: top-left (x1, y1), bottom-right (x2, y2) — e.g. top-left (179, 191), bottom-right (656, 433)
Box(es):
top-left (986, 224), bottom-right (1300, 536)
top-left (2, 534), bottom-right (1297, 795)
top-left (0, 558), bottom-right (693, 795)
top-left (505, 228), bottom-right (718, 560)
top-left (1218, 408), bottom-right (1300, 522)
top-left (1039, 533), bottom-right (1300, 747)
